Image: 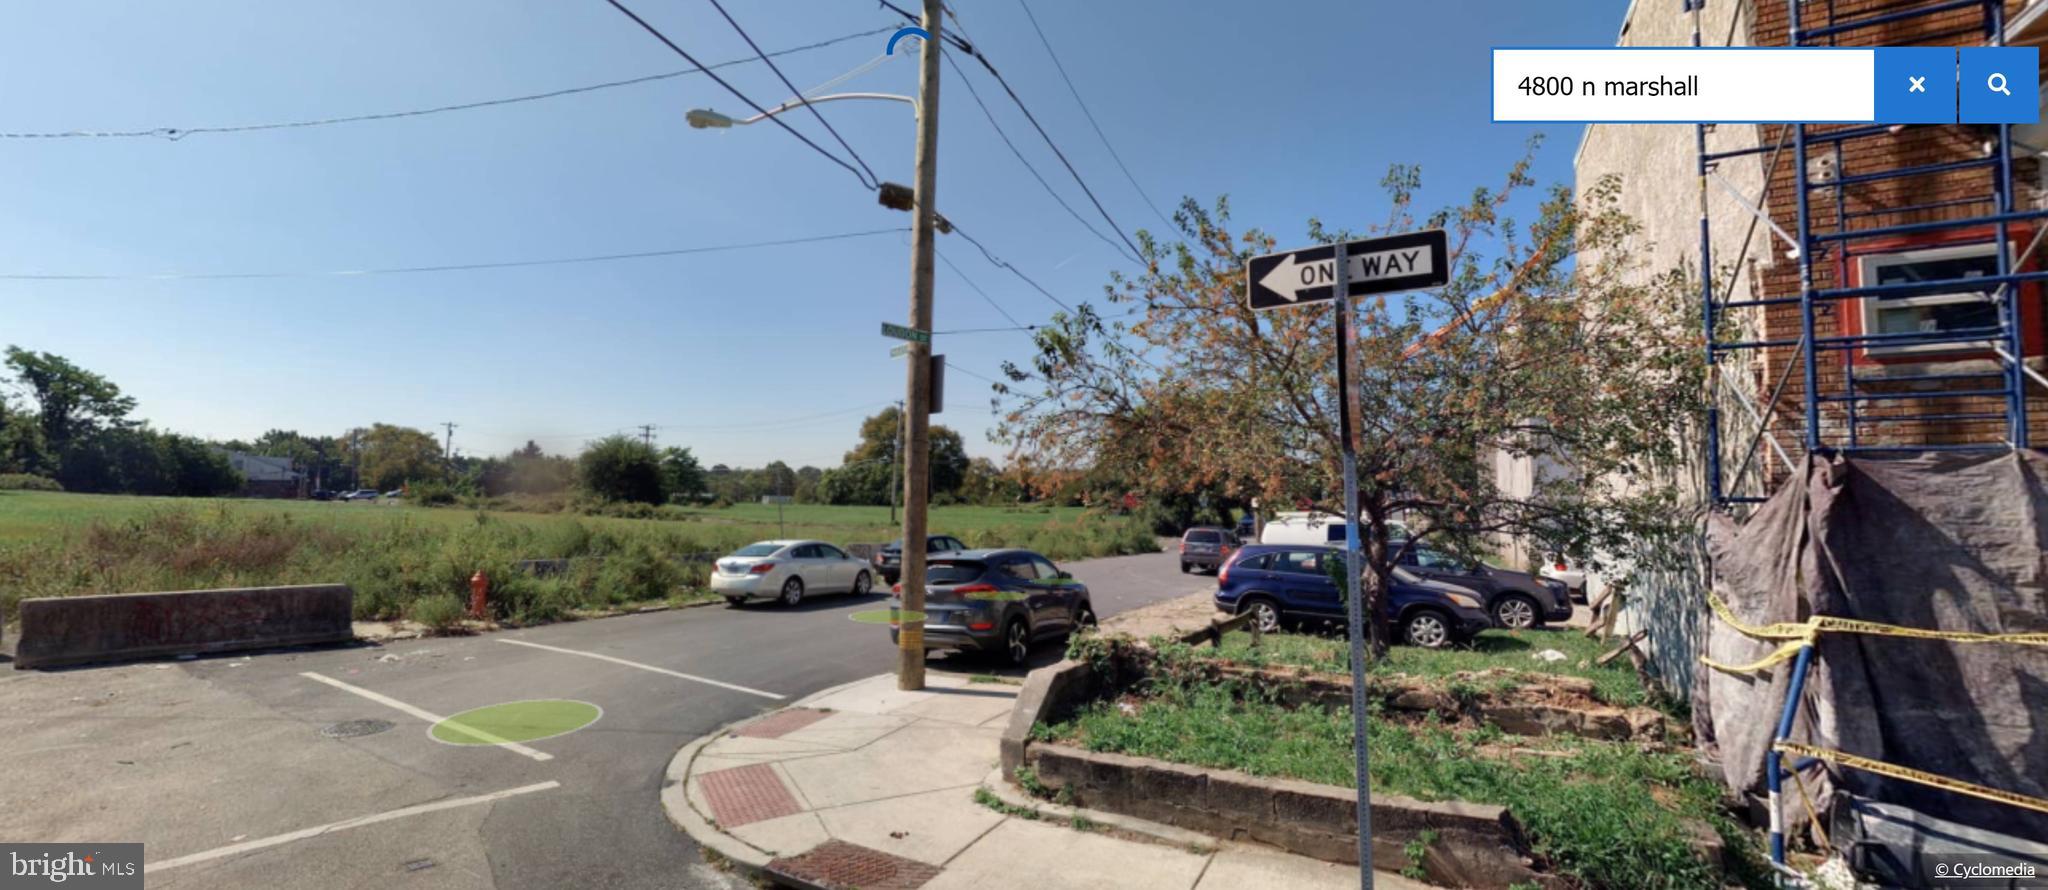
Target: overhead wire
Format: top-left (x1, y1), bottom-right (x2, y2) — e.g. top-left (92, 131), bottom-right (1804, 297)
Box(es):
top-left (701, 0), bottom-right (881, 189)
top-left (0, 26), bottom-right (894, 140)
top-left (0, 228), bottom-right (907, 281)
top-left (1012, 0), bottom-right (1176, 231)
top-left (946, 221), bottom-right (1074, 314)
top-left (940, 49), bottom-right (1139, 266)
top-left (601, 0), bottom-right (876, 191)
top-left (936, 247), bottom-right (1027, 329)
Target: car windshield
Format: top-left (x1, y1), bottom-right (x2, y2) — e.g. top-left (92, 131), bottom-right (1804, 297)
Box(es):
top-left (926, 561), bottom-right (986, 585)
top-left (1186, 530), bottom-right (1220, 543)
top-left (733, 543), bottom-right (781, 557)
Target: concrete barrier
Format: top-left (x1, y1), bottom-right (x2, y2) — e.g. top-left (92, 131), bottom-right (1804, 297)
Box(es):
top-left (9, 584), bottom-right (354, 669)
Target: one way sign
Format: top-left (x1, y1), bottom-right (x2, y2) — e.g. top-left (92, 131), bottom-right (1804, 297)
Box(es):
top-left (1244, 230), bottom-right (1449, 311)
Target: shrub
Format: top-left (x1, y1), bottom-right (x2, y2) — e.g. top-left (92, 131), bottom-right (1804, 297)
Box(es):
top-left (406, 594), bottom-right (468, 633)
top-left (0, 473), bottom-right (61, 491)
top-left (408, 478), bottom-right (460, 506)
top-left (577, 435), bottom-right (666, 505)
top-left (594, 540), bottom-right (685, 604)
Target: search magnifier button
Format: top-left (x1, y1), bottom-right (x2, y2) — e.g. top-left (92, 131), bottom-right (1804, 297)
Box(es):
top-left (1960, 47), bottom-right (2038, 123)
top-left (1989, 72), bottom-right (2012, 96)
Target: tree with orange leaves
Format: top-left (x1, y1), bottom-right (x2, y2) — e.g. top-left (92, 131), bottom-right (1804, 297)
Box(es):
top-left (997, 143), bottom-right (1700, 657)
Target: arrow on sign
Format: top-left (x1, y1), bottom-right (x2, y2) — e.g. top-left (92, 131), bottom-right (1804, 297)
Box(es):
top-left (1257, 246), bottom-right (1437, 304)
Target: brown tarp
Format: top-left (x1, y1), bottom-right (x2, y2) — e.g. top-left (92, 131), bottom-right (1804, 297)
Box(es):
top-left (1698, 451), bottom-right (2048, 845)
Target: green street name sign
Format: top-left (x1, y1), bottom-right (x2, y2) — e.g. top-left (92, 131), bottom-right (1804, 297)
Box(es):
top-left (881, 322), bottom-right (931, 344)
top-left (890, 344), bottom-right (912, 358)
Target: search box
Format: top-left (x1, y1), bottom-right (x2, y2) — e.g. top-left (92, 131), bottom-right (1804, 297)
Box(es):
top-left (1494, 48), bottom-right (1874, 123)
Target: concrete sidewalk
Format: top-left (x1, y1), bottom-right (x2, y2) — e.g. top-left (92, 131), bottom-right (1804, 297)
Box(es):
top-left (663, 672), bottom-right (1427, 890)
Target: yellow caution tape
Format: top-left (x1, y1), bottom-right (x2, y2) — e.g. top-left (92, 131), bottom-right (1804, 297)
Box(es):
top-left (1775, 742), bottom-right (2048, 816)
top-left (1700, 589), bottom-right (2048, 675)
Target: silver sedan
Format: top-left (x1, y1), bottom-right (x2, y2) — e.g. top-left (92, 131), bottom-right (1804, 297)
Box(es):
top-left (710, 539), bottom-right (875, 607)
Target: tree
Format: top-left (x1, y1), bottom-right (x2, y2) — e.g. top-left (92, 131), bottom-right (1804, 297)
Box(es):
top-left (660, 446), bottom-right (706, 502)
top-left (578, 435), bottom-right (666, 504)
top-left (0, 392), bottom-right (51, 475)
top-left (351, 424), bottom-right (446, 491)
top-left (4, 347), bottom-right (136, 456)
top-left (55, 427), bottom-right (239, 496)
top-left (999, 148), bottom-right (1700, 656)
top-left (825, 407), bottom-right (972, 505)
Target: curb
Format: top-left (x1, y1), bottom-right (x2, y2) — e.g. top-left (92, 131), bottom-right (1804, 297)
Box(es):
top-left (659, 673), bottom-right (895, 884)
top-left (975, 767), bottom-right (1219, 855)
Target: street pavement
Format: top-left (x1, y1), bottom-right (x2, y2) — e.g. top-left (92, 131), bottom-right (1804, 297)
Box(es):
top-left (0, 548), bottom-right (1211, 890)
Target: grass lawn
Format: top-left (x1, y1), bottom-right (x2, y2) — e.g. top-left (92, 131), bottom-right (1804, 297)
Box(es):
top-left (0, 491), bottom-right (1157, 621)
top-left (1206, 627), bottom-right (1657, 709)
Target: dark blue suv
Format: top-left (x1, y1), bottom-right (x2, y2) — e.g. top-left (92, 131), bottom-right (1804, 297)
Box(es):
top-left (1215, 544), bottom-right (1492, 648)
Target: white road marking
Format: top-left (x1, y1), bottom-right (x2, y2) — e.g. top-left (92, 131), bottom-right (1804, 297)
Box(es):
top-left (148, 781), bottom-right (560, 873)
top-left (299, 672), bottom-right (554, 761)
top-left (496, 638), bottom-right (786, 701)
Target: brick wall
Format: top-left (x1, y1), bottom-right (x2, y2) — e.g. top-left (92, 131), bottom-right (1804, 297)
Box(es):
top-left (1742, 0), bottom-right (2046, 484)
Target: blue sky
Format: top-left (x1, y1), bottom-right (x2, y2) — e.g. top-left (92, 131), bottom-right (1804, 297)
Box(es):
top-left (0, 0), bottom-right (1627, 468)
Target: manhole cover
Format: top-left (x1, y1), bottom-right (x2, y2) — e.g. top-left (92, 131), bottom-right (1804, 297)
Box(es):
top-left (322, 719), bottom-right (396, 739)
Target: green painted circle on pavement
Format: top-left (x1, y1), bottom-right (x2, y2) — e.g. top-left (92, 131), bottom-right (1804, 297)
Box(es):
top-left (430, 699), bottom-right (601, 746)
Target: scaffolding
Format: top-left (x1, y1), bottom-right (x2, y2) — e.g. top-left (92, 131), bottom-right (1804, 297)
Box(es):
top-left (1698, 0), bottom-right (2048, 508)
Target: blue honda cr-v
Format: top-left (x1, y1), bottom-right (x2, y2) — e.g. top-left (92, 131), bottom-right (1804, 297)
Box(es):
top-left (1214, 544), bottom-right (1492, 648)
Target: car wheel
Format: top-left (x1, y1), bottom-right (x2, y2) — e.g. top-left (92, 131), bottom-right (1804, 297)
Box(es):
top-left (1237, 597), bottom-right (1282, 634)
top-left (852, 571), bottom-right (872, 596)
top-left (999, 618), bottom-right (1031, 667)
top-left (1067, 602), bottom-right (1097, 638)
top-left (1402, 609), bottom-right (1453, 649)
top-left (1492, 594), bottom-right (1540, 630)
top-left (724, 596), bottom-right (745, 607)
top-left (1180, 562), bottom-right (1191, 574)
top-left (779, 577), bottom-right (805, 607)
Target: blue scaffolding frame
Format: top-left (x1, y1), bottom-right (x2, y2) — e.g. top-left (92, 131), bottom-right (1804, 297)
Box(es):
top-left (1699, 0), bottom-right (2048, 509)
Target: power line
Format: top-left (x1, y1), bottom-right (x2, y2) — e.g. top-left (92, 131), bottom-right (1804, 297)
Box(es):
top-left (935, 325), bottom-right (1034, 335)
top-left (601, 0), bottom-right (876, 191)
top-left (878, 2), bottom-right (1142, 261)
top-left (702, 0), bottom-right (880, 189)
top-left (0, 27), bottom-right (894, 141)
top-left (943, 360), bottom-right (1005, 386)
top-left (940, 49), bottom-right (1138, 266)
top-left (0, 227), bottom-right (905, 281)
top-left (947, 221), bottom-right (1073, 313)
top-left (935, 247), bottom-right (1027, 329)
top-left (655, 400), bottom-right (895, 431)
top-left (1012, 0), bottom-right (1176, 231)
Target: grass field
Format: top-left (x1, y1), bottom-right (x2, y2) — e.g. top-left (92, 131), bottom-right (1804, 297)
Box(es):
top-left (0, 492), bottom-right (1156, 623)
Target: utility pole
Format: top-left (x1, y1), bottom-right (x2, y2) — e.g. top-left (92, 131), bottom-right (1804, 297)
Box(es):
top-left (637, 424), bottom-right (657, 448)
top-left (896, 0), bottom-right (942, 692)
top-left (440, 422), bottom-right (459, 465)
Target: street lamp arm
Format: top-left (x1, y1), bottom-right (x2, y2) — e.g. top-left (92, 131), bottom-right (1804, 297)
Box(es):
top-left (734, 92), bottom-right (917, 125)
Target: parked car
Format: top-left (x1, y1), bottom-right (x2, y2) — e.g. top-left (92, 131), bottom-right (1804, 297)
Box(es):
top-left (1258, 512), bottom-right (1410, 547)
top-left (1235, 512), bottom-right (1256, 539)
top-left (888, 548), bottom-right (1095, 666)
top-left (383, 489), bottom-right (404, 499)
top-left (310, 489), bottom-right (336, 501)
top-left (872, 534), bottom-right (969, 585)
top-left (340, 489), bottom-right (380, 501)
top-left (1393, 543), bottom-right (1572, 630)
top-left (1213, 544), bottom-right (1490, 648)
top-left (1178, 526), bottom-right (1239, 574)
top-left (711, 540), bottom-right (874, 607)
top-left (1540, 553), bottom-right (1590, 601)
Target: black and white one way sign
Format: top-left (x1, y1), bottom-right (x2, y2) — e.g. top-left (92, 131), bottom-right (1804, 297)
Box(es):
top-left (1244, 230), bottom-right (1449, 311)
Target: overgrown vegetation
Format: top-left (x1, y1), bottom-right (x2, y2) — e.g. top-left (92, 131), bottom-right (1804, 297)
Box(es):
top-left (1203, 627), bottom-right (1658, 709)
top-left (0, 492), bottom-right (1159, 619)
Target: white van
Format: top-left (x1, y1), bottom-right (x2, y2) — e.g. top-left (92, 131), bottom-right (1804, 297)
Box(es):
top-left (1258, 512), bottom-right (1408, 546)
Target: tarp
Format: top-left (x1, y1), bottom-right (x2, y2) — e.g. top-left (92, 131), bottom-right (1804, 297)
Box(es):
top-left (1698, 451), bottom-right (2048, 851)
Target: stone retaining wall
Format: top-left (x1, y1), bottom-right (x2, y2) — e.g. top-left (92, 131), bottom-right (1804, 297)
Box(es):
top-left (10, 584), bottom-right (354, 669)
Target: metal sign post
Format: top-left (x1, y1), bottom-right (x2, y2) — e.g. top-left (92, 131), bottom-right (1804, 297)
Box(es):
top-left (1244, 230), bottom-right (1449, 890)
top-left (1330, 241), bottom-right (1375, 888)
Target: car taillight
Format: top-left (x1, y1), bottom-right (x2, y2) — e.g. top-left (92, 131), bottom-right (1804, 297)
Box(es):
top-left (1219, 552), bottom-right (1238, 584)
top-left (1554, 562), bottom-right (1568, 571)
top-left (1179, 541), bottom-right (1187, 552)
top-left (955, 583), bottom-right (999, 595)
top-left (749, 563), bottom-right (777, 574)
top-left (891, 584), bottom-right (901, 594)
top-left (968, 621), bottom-right (995, 631)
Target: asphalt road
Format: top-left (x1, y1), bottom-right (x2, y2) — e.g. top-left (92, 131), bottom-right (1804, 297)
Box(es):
top-left (4, 548), bottom-right (1208, 890)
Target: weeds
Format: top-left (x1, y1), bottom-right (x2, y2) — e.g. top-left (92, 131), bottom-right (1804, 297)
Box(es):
top-left (972, 787), bottom-right (1041, 820)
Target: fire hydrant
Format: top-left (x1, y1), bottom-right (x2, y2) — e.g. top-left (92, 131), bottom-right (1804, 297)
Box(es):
top-left (469, 570), bottom-right (489, 619)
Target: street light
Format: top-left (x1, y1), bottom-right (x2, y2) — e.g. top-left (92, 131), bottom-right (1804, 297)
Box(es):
top-left (684, 92), bottom-right (918, 128)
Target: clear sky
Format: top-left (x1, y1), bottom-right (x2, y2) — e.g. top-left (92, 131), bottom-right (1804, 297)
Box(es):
top-left (0, 0), bottom-right (1628, 469)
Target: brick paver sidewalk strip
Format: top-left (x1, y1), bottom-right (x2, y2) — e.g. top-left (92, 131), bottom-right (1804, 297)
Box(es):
top-left (768, 840), bottom-right (943, 890)
top-left (699, 763), bottom-right (803, 828)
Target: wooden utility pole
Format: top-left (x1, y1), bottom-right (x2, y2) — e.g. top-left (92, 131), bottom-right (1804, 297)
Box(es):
top-left (896, 0), bottom-right (942, 691)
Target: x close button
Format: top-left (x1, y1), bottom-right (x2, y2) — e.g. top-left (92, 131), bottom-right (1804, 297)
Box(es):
top-left (1875, 47), bottom-right (1956, 124)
